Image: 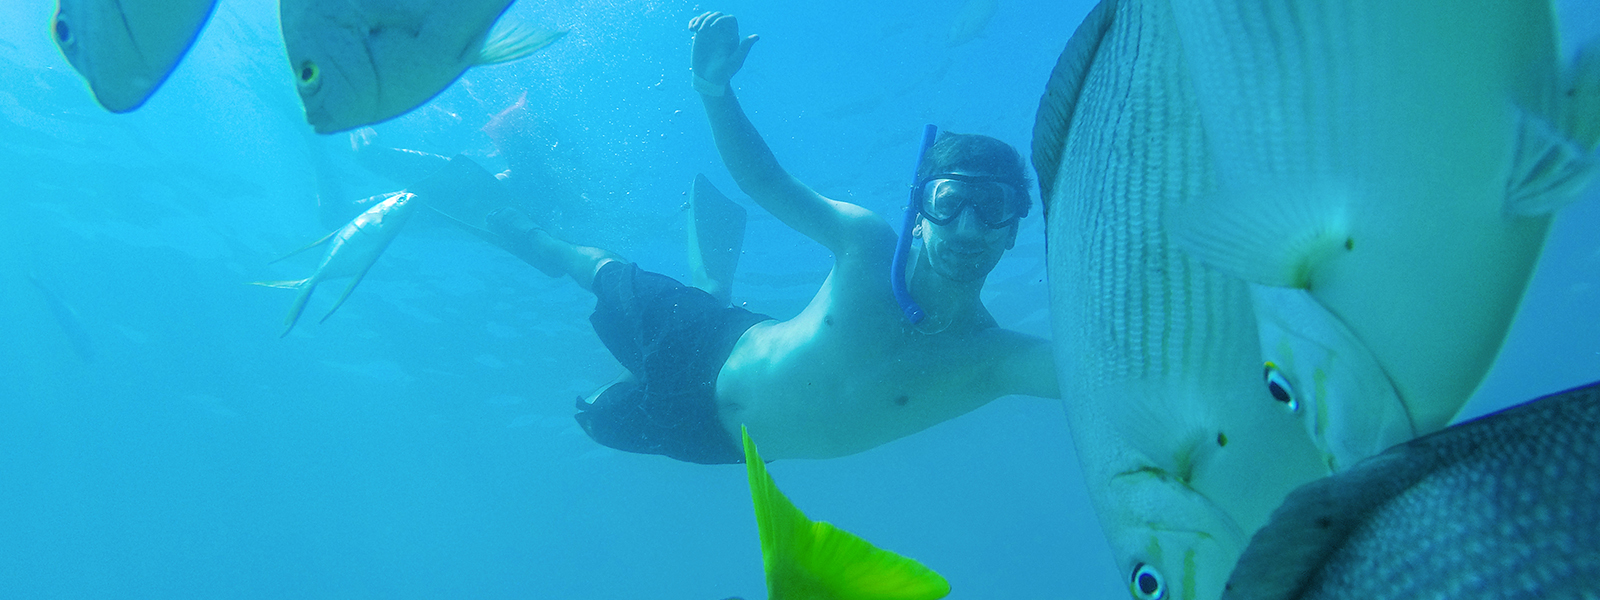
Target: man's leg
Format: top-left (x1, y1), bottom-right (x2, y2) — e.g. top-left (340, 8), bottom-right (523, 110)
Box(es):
top-left (486, 208), bottom-right (622, 292)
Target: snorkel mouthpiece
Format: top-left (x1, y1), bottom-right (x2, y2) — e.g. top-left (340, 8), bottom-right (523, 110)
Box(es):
top-left (892, 124), bottom-right (938, 324)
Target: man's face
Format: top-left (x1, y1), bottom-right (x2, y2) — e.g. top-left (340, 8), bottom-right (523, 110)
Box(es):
top-left (916, 175), bottom-right (1021, 283)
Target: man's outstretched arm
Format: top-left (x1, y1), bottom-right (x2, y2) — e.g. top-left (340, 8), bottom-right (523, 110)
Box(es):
top-left (689, 12), bottom-right (888, 254)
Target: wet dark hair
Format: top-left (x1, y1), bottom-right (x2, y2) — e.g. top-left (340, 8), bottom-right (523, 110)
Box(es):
top-left (915, 131), bottom-right (1033, 219)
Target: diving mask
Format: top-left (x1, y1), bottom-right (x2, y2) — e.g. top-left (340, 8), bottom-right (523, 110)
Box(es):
top-left (916, 174), bottom-right (1026, 228)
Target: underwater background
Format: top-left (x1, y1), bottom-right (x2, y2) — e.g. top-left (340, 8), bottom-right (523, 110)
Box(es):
top-left (1, 0), bottom-right (1597, 598)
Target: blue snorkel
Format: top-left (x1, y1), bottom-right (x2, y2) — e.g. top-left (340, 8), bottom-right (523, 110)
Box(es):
top-left (892, 124), bottom-right (938, 324)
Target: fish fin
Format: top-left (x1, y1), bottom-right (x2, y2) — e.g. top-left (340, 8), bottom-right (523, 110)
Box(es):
top-left (1167, 190), bottom-right (1350, 289)
top-left (318, 266), bottom-right (373, 324)
top-left (248, 278), bottom-right (312, 290)
top-left (689, 174), bottom-right (747, 305)
top-left (1030, 0), bottom-right (1119, 218)
top-left (1503, 109), bottom-right (1600, 217)
top-left (280, 280), bottom-right (319, 337)
top-left (743, 427), bottom-right (950, 600)
top-left (476, 23), bottom-right (568, 66)
top-left (269, 230), bottom-right (341, 265)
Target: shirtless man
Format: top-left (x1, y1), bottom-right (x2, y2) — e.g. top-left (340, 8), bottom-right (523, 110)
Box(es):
top-left (485, 12), bottom-right (1057, 463)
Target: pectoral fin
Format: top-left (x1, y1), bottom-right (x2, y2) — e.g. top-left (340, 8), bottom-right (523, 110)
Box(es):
top-left (476, 23), bottom-right (568, 65)
top-left (1167, 190), bottom-right (1350, 289)
top-left (742, 427), bottom-right (950, 600)
top-left (1504, 109), bottom-right (1600, 217)
top-left (268, 230), bottom-right (341, 265)
top-left (280, 279), bottom-right (318, 337)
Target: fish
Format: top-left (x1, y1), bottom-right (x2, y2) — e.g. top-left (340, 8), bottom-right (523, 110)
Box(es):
top-left (1222, 379), bottom-right (1600, 600)
top-left (26, 272), bottom-right (97, 363)
top-left (944, 0), bottom-right (997, 47)
top-left (253, 191), bottom-right (420, 336)
top-left (1164, 0), bottom-right (1600, 466)
top-left (741, 426), bottom-right (950, 600)
top-left (51, 0), bottom-right (219, 112)
top-left (1032, 0), bottom-right (1328, 598)
top-left (279, 0), bottom-right (569, 134)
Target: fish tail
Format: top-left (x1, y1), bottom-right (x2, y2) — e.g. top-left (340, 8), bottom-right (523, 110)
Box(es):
top-left (281, 281), bottom-right (318, 337)
top-left (742, 427), bottom-right (950, 600)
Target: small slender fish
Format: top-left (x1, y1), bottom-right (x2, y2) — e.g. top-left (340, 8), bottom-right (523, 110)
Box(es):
top-left (279, 0), bottom-right (568, 133)
top-left (741, 427), bottom-right (950, 600)
top-left (51, 0), bottom-right (218, 113)
top-left (254, 192), bottom-right (420, 337)
top-left (1224, 379), bottom-right (1600, 600)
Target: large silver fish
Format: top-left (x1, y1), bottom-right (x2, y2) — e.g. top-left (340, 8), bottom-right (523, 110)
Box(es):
top-left (1164, 0), bottom-right (1600, 469)
top-left (1223, 379), bottom-right (1600, 600)
top-left (51, 0), bottom-right (219, 112)
top-left (254, 191), bottom-right (420, 337)
top-left (279, 0), bottom-right (568, 134)
top-left (1033, 0), bottom-right (1326, 598)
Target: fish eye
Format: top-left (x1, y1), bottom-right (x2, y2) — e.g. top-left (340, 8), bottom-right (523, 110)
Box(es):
top-left (1130, 563), bottom-right (1165, 600)
top-left (298, 60), bottom-right (319, 84)
top-left (53, 16), bottom-right (71, 44)
top-left (1264, 362), bottom-right (1297, 411)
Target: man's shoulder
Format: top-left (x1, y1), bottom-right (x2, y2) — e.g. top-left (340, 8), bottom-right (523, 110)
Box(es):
top-left (829, 202), bottom-right (898, 251)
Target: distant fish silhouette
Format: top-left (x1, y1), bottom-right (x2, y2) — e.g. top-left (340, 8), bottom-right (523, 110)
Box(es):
top-left (945, 0), bottom-right (996, 47)
top-left (26, 272), bottom-right (96, 363)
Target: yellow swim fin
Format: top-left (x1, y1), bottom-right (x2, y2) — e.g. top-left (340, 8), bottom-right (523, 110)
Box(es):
top-left (742, 427), bottom-right (950, 600)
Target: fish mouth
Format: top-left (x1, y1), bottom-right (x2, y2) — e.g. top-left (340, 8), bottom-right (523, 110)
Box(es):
top-left (1110, 464), bottom-right (1248, 540)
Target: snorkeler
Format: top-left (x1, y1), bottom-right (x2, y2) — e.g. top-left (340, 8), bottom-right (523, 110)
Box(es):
top-left (477, 12), bottom-right (1058, 463)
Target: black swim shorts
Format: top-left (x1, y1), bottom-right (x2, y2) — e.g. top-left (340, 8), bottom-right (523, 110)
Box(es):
top-left (575, 261), bottom-right (772, 464)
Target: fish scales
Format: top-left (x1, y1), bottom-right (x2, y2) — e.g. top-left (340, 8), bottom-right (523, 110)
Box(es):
top-left (1037, 0), bottom-right (1326, 598)
top-left (1226, 382), bottom-right (1600, 600)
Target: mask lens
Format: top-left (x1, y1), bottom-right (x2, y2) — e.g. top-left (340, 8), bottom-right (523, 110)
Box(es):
top-left (920, 177), bottom-right (1019, 227)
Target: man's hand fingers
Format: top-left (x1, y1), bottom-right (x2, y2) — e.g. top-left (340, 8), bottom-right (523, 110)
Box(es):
top-left (709, 13), bottom-right (738, 37)
top-left (688, 11), bottom-right (718, 31)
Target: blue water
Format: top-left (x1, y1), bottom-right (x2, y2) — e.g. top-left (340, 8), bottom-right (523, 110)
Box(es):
top-left (1, 0), bottom-right (1597, 598)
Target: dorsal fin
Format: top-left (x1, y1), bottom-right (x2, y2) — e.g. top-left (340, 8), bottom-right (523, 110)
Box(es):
top-left (1030, 0), bottom-right (1119, 217)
